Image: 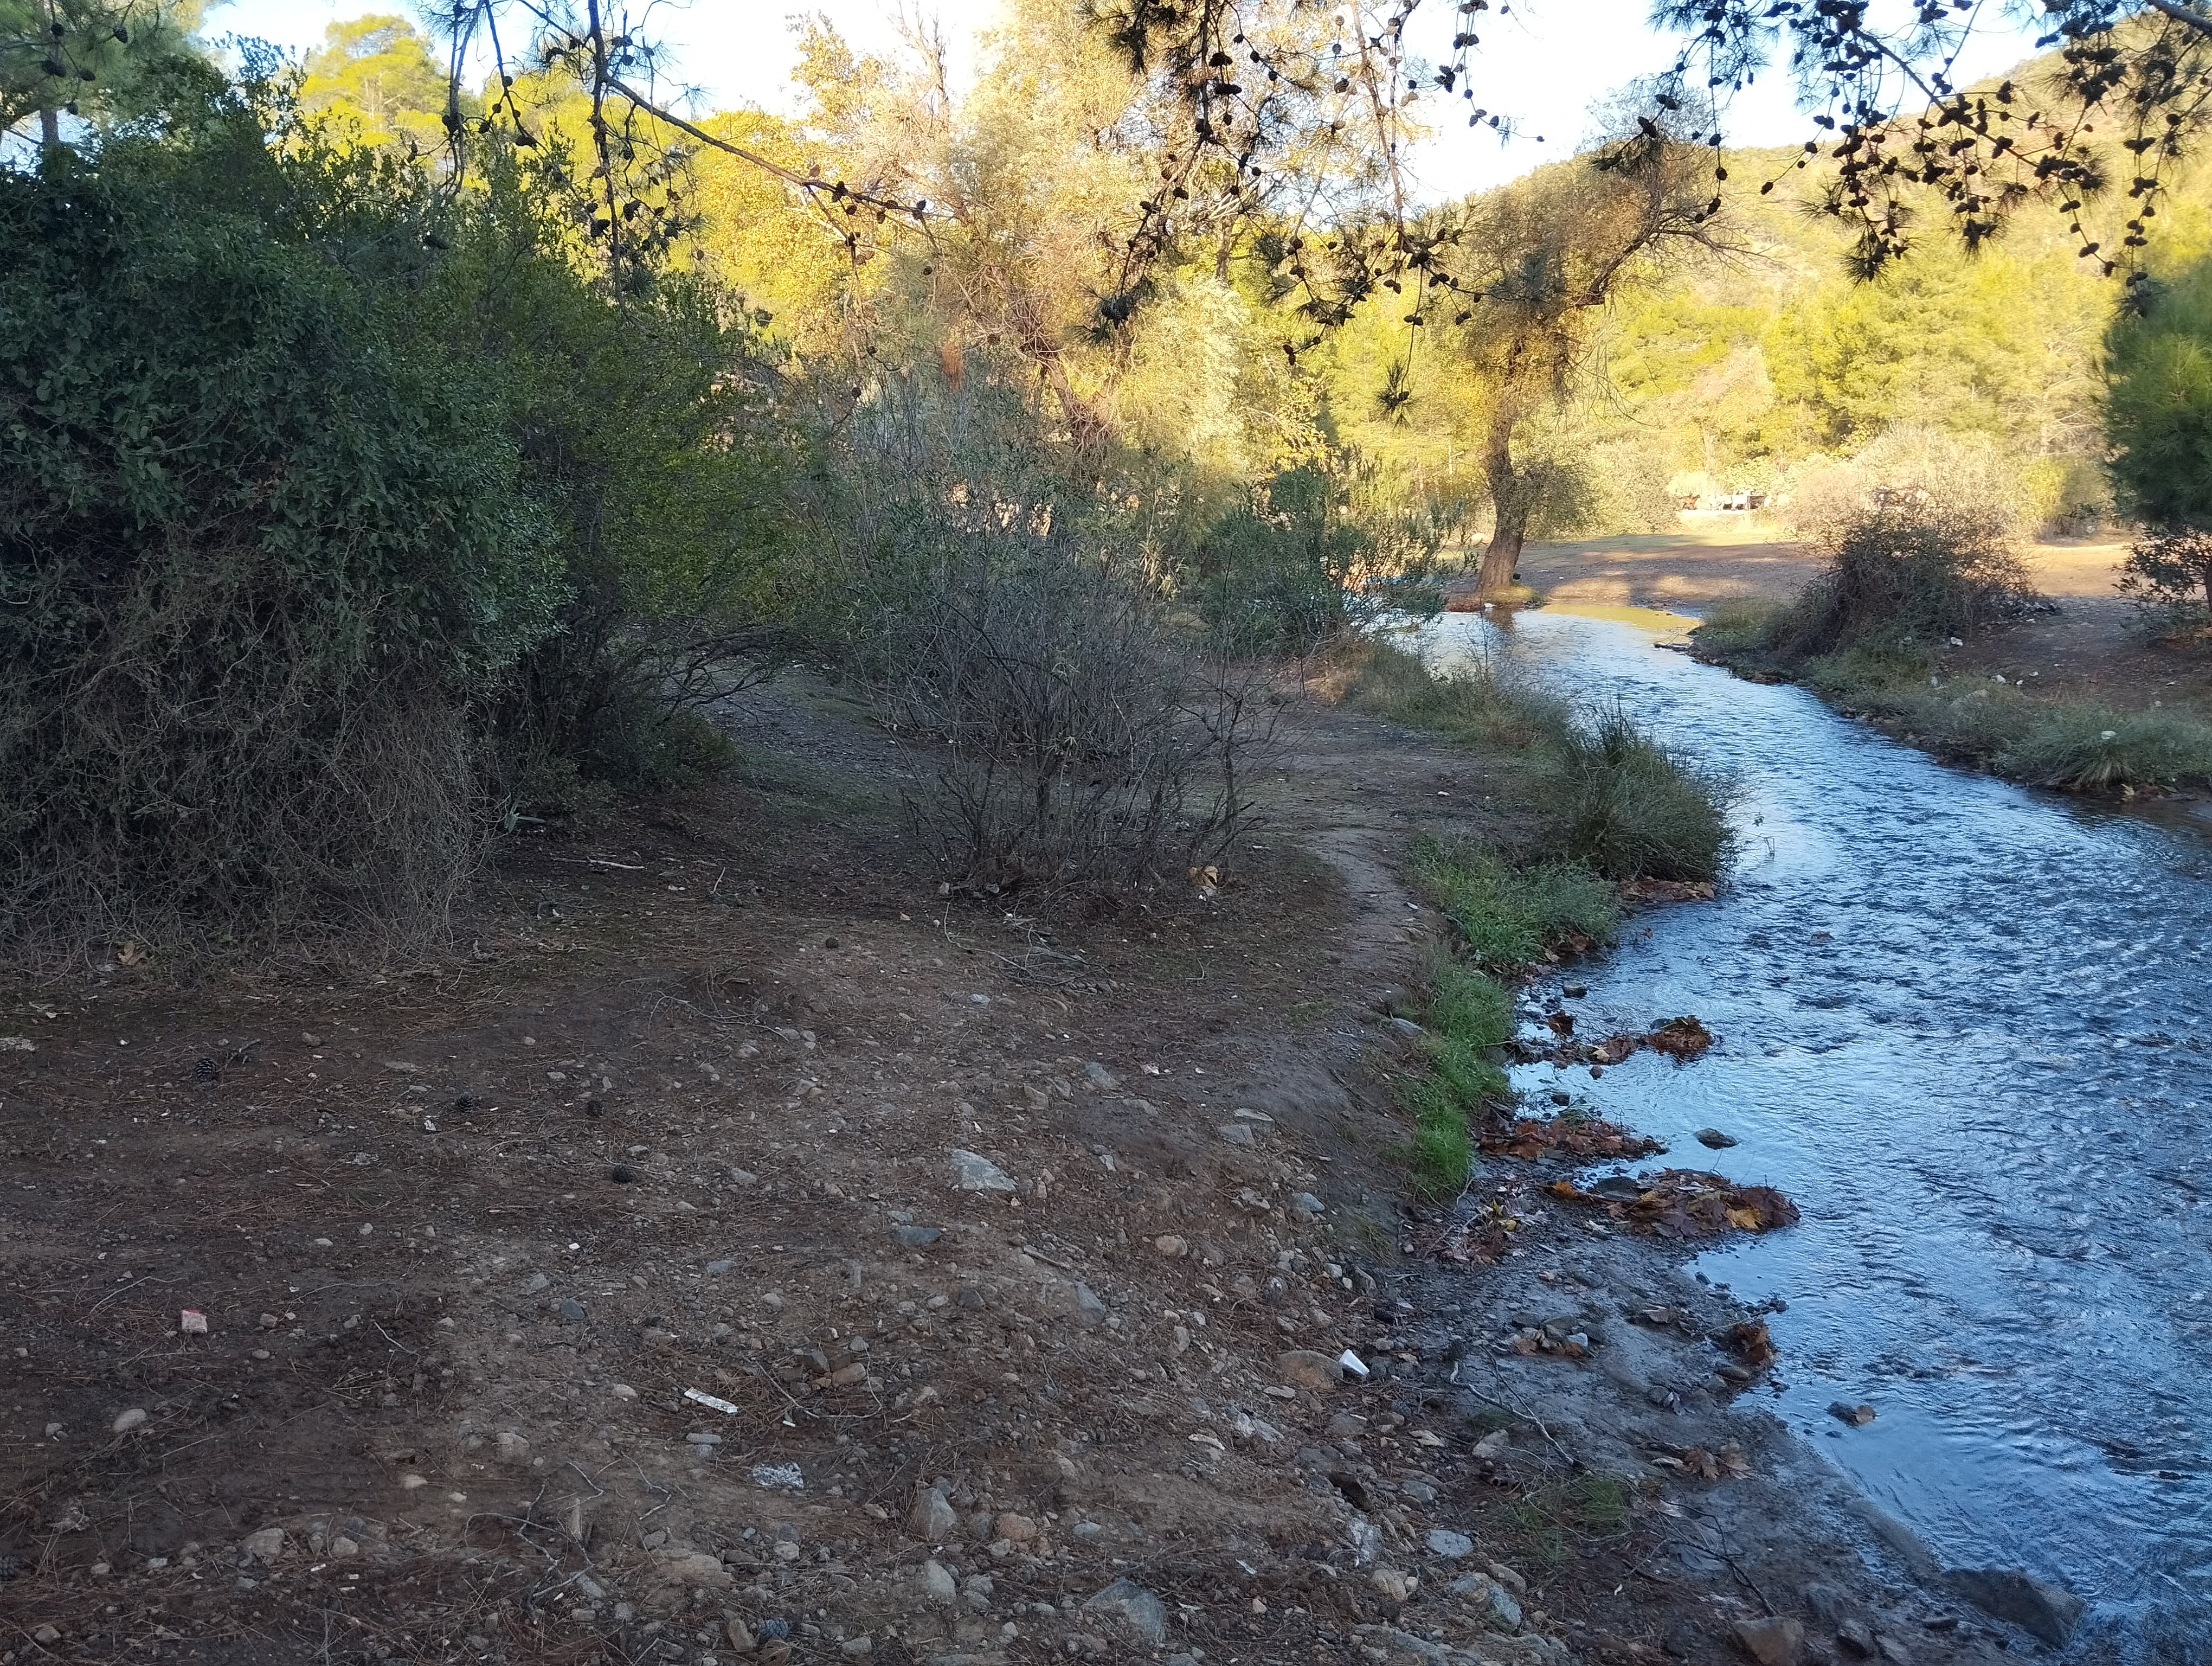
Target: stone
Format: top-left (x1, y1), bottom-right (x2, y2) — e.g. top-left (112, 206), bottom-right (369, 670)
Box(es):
top-left (705, 1258), bottom-right (735, 1275)
top-left (1486, 1562), bottom-right (1526, 1595)
top-left (840, 1639), bottom-right (873, 1658)
top-left (994, 1513), bottom-right (1037, 1542)
top-left (1695, 1128), bottom-right (1738, 1149)
top-left (330, 1535), bottom-right (359, 1557)
top-left (31, 1625), bottom-right (60, 1645)
top-left (523, 1271), bottom-right (550, 1293)
top-left (1217, 1120), bottom-right (1256, 1146)
top-left (655, 1550), bottom-right (731, 1590)
top-left (241, 1528), bottom-right (286, 1563)
top-left (1073, 1283), bottom-right (1109, 1323)
top-left (557, 1298), bottom-right (587, 1322)
top-left (1662, 1622), bottom-right (1703, 1659)
top-left (921, 1559), bottom-right (958, 1603)
top-left (950, 1149), bottom-right (1015, 1193)
top-left (1082, 1577), bottom-right (1168, 1644)
top-left (1387, 1017), bottom-right (1427, 1040)
top-left (1371, 1566), bottom-right (1417, 1602)
top-left (1731, 1616), bottom-right (1806, 1666)
top-left (111, 1408), bottom-right (147, 1434)
top-left (1424, 1528), bottom-right (1475, 1560)
top-left (909, 1485), bottom-right (957, 1541)
top-left (1828, 1401), bottom-right (1877, 1426)
top-left (1948, 1566), bottom-right (2085, 1646)
top-left (893, 1225), bottom-right (943, 1248)
top-left (1836, 1619), bottom-right (1876, 1657)
top-left (1449, 1572), bottom-right (1520, 1630)
top-left (1289, 1192), bottom-right (1324, 1219)
top-left (1275, 1349), bottom-right (1340, 1391)
top-left (725, 1618), bottom-right (756, 1652)
top-left (496, 1431), bottom-right (530, 1463)
top-left (1082, 1061), bottom-right (1118, 1090)
top-left (1153, 1234), bottom-right (1187, 1257)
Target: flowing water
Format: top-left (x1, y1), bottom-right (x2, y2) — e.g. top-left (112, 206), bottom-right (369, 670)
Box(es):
top-left (1426, 608), bottom-right (2212, 1663)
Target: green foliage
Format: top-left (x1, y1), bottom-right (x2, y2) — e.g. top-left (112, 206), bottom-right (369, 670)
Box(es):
top-left (0, 125), bottom-right (564, 954)
top-left (1400, 954), bottom-right (1515, 1196)
top-left (2108, 258), bottom-right (2212, 537)
top-left (1194, 462), bottom-right (1452, 653)
top-left (298, 14), bottom-right (451, 150)
top-left (1411, 836), bottom-right (1619, 974)
top-left (1344, 639), bottom-right (1576, 755)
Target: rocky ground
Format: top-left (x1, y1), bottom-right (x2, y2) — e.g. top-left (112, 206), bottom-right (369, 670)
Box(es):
top-left (1, 675), bottom-right (2041, 1666)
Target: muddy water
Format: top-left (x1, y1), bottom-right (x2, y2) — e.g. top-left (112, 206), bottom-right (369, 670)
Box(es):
top-left (1426, 609), bottom-right (2212, 1663)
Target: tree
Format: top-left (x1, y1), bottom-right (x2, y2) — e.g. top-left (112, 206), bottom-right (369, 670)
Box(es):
top-left (298, 14), bottom-right (448, 150)
top-left (1435, 136), bottom-right (1715, 595)
top-left (2110, 253), bottom-right (2212, 617)
top-left (2, 0), bottom-right (206, 148)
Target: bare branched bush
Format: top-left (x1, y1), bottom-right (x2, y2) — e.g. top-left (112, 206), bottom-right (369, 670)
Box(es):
top-left (820, 383), bottom-right (1274, 895)
top-left (1774, 427), bottom-right (2042, 656)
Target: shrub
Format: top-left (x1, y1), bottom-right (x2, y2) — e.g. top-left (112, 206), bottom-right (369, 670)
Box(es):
top-left (0, 132), bottom-right (563, 961)
top-left (1194, 461), bottom-right (1455, 654)
top-left (1343, 639), bottom-right (1576, 755)
top-left (1996, 708), bottom-right (2212, 791)
top-left (1551, 706), bottom-right (1732, 882)
top-left (825, 387), bottom-right (1270, 893)
top-left (2117, 528), bottom-right (2212, 633)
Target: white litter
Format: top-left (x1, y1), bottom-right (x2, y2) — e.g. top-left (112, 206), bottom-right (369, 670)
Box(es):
top-left (683, 1387), bottom-right (740, 1416)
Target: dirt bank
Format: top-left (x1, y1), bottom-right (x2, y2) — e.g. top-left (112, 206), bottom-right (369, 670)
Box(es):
top-left (1, 677), bottom-right (2024, 1666)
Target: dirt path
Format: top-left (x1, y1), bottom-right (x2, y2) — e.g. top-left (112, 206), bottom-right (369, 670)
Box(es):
top-left (0, 681), bottom-right (2021, 1666)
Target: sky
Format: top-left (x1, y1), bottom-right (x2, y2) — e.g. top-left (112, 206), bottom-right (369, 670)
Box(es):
top-left (204, 0), bottom-right (2052, 200)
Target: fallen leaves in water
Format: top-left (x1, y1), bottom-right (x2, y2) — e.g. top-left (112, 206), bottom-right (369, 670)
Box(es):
top-left (1480, 1117), bottom-right (1666, 1162)
top-left (1572, 1015), bottom-right (1716, 1067)
top-left (1550, 1169), bottom-right (1799, 1239)
top-left (1724, 1319), bottom-right (1777, 1370)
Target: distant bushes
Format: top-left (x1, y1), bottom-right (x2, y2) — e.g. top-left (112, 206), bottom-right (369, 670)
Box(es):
top-left (1773, 428), bottom-right (2041, 658)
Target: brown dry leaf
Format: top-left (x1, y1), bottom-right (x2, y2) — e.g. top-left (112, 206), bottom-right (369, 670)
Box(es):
top-left (1718, 1442), bottom-right (1752, 1478)
top-left (1724, 1207), bottom-right (1762, 1231)
top-left (1725, 1320), bottom-right (1777, 1370)
top-left (1645, 1016), bottom-right (1715, 1060)
top-left (1482, 1117), bottom-right (1666, 1162)
top-left (115, 940), bottom-right (144, 967)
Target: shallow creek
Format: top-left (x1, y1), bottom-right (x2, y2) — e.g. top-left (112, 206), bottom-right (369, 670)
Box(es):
top-left (1426, 608), bottom-right (2211, 1662)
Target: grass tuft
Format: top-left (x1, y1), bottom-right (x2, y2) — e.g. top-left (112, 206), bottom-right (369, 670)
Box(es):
top-left (1411, 835), bottom-right (1618, 973)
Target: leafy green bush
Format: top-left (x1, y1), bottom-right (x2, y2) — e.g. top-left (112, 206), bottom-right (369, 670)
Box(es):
top-left (0, 130), bottom-right (563, 958)
top-left (1195, 463), bottom-right (1452, 653)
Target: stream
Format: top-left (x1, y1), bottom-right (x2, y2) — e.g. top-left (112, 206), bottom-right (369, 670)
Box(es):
top-left (1425, 608), bottom-right (2212, 1662)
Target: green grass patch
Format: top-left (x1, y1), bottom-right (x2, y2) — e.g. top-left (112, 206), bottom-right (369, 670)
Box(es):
top-left (1802, 645), bottom-right (2212, 792)
top-left (1411, 834), bottom-right (1618, 973)
top-left (1687, 597), bottom-right (1782, 655)
top-left (1345, 638), bottom-right (1577, 754)
top-left (1493, 1472), bottom-right (1638, 1569)
top-left (1398, 953), bottom-right (1517, 1197)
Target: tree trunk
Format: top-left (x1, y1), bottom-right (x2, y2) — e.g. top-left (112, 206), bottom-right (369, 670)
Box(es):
top-left (40, 105), bottom-right (61, 151)
top-left (1474, 412), bottom-right (1531, 598)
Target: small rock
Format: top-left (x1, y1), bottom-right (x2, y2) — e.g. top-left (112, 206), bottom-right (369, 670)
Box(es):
top-left (32, 1624), bottom-right (60, 1645)
top-left (1473, 1428), bottom-right (1510, 1458)
top-left (840, 1639), bottom-right (873, 1658)
top-left (1371, 1565), bottom-right (1417, 1602)
top-left (1275, 1349), bottom-right (1340, 1391)
top-left (397, 1473), bottom-right (428, 1491)
top-left (950, 1149), bottom-right (1015, 1193)
top-left (1082, 1061), bottom-right (1119, 1090)
top-left (496, 1431), bottom-right (530, 1463)
top-left (112, 1407), bottom-right (149, 1434)
top-left (994, 1512), bottom-right (1037, 1542)
top-left (1217, 1121), bottom-right (1256, 1146)
top-left (557, 1297), bottom-right (587, 1322)
top-left (1590, 1175), bottom-right (1644, 1201)
top-left (1424, 1528), bottom-right (1474, 1560)
top-left (1947, 1566), bottom-right (2085, 1646)
top-left (1387, 1016), bottom-right (1426, 1040)
top-left (893, 1225), bottom-right (943, 1248)
top-left (1153, 1234), bottom-right (1187, 1257)
top-left (1732, 1616), bottom-right (1807, 1666)
top-left (1486, 1561), bottom-right (1526, 1595)
top-left (330, 1536), bottom-right (359, 1557)
top-left (1289, 1191), bottom-right (1324, 1219)
top-left (523, 1271), bottom-right (550, 1293)
top-left (749, 1461), bottom-right (805, 1492)
top-left (920, 1559), bottom-right (958, 1603)
top-left (1073, 1283), bottom-right (1109, 1323)
top-left (725, 1618), bottom-right (756, 1651)
top-left (1082, 1577), bottom-right (1168, 1644)
top-left (1662, 1621), bottom-right (1703, 1659)
top-left (1837, 1619), bottom-right (1876, 1657)
top-left (910, 1485), bottom-right (957, 1541)
top-left (608, 1163), bottom-right (636, 1183)
top-left (705, 1258), bottom-right (735, 1275)
top-left (1828, 1401), bottom-right (1877, 1427)
top-left (241, 1527), bottom-right (286, 1563)
top-left (1695, 1128), bottom-right (1738, 1149)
